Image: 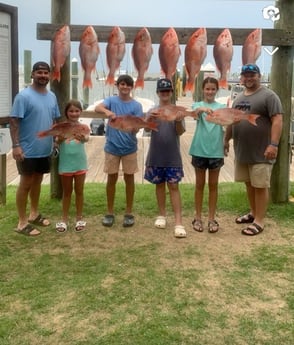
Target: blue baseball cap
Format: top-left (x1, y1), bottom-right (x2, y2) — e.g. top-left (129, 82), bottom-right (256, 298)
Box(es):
top-left (240, 64), bottom-right (260, 75)
top-left (156, 78), bottom-right (173, 92)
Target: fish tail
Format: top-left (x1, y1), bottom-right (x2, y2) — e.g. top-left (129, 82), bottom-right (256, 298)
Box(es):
top-left (184, 81), bottom-right (194, 93)
top-left (83, 78), bottom-right (93, 89)
top-left (105, 75), bottom-right (115, 86)
top-left (248, 114), bottom-right (260, 126)
top-left (147, 121), bottom-right (158, 132)
top-left (218, 79), bottom-right (228, 89)
top-left (135, 78), bottom-right (144, 89)
top-left (37, 130), bottom-right (49, 138)
top-left (51, 70), bottom-right (61, 82)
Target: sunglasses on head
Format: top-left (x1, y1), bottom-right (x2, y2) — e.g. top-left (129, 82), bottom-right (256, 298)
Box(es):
top-left (241, 64), bottom-right (260, 74)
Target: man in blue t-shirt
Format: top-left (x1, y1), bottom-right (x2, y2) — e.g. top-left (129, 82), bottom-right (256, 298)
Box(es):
top-left (95, 75), bottom-right (143, 228)
top-left (10, 61), bottom-right (60, 236)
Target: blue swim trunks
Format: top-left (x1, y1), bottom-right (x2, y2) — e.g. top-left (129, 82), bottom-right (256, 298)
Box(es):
top-left (144, 166), bottom-right (184, 184)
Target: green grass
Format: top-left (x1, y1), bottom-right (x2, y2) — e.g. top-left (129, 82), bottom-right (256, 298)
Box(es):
top-left (0, 183), bottom-right (294, 345)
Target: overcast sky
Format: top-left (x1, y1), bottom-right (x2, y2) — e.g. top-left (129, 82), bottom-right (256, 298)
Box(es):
top-left (2, 0), bottom-right (277, 74)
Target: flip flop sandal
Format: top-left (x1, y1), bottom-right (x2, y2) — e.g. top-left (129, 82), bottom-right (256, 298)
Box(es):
top-left (192, 219), bottom-right (203, 232)
top-left (123, 214), bottom-right (135, 228)
top-left (102, 214), bottom-right (115, 227)
top-left (154, 216), bottom-right (167, 229)
top-left (235, 213), bottom-right (254, 224)
top-left (242, 222), bottom-right (264, 236)
top-left (56, 222), bottom-right (67, 233)
top-left (15, 224), bottom-right (40, 236)
top-left (75, 220), bottom-right (86, 232)
top-left (29, 214), bottom-right (50, 227)
top-left (208, 220), bottom-right (219, 233)
top-left (174, 225), bottom-right (187, 238)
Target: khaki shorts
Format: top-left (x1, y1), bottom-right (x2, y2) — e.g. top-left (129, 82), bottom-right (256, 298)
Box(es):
top-left (104, 152), bottom-right (138, 175)
top-left (234, 161), bottom-right (273, 188)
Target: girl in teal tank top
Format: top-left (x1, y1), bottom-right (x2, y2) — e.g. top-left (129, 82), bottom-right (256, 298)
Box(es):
top-left (189, 77), bottom-right (225, 234)
top-left (55, 100), bottom-right (89, 233)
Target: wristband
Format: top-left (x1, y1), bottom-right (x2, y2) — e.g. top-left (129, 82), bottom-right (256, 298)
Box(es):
top-left (12, 143), bottom-right (20, 148)
top-left (270, 142), bottom-right (279, 147)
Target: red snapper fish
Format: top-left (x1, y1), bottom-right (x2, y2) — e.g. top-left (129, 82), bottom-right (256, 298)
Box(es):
top-left (37, 122), bottom-right (90, 141)
top-left (213, 29), bottom-right (233, 89)
top-left (149, 105), bottom-right (197, 122)
top-left (205, 108), bottom-right (260, 126)
top-left (184, 28), bottom-right (207, 93)
top-left (106, 26), bottom-right (126, 86)
top-left (79, 26), bottom-right (100, 89)
top-left (108, 115), bottom-right (158, 133)
top-left (242, 28), bottom-right (262, 65)
top-left (132, 27), bottom-right (153, 89)
top-left (51, 25), bottom-right (71, 82)
top-left (158, 28), bottom-right (181, 80)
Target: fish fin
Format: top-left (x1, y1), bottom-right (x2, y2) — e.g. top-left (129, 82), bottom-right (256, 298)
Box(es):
top-left (37, 130), bottom-right (48, 138)
top-left (51, 70), bottom-right (61, 83)
top-left (105, 75), bottom-right (115, 86)
top-left (82, 79), bottom-right (93, 89)
top-left (218, 79), bottom-right (228, 89)
top-left (135, 78), bottom-right (144, 89)
top-left (248, 114), bottom-right (260, 126)
top-left (147, 121), bottom-right (159, 132)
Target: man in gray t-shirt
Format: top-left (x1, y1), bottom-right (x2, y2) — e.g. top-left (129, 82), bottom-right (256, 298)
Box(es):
top-left (224, 63), bottom-right (283, 236)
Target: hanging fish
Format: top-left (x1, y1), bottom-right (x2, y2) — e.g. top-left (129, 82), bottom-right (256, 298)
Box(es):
top-left (158, 28), bottom-right (181, 80)
top-left (213, 29), bottom-right (233, 89)
top-left (79, 26), bottom-right (100, 89)
top-left (51, 25), bottom-right (71, 82)
top-left (242, 29), bottom-right (262, 65)
top-left (132, 27), bottom-right (153, 89)
top-left (105, 26), bottom-right (126, 86)
top-left (184, 28), bottom-right (207, 93)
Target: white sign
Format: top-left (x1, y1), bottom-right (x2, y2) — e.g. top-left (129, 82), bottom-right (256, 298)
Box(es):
top-left (0, 11), bottom-right (11, 118)
top-left (0, 128), bottom-right (12, 154)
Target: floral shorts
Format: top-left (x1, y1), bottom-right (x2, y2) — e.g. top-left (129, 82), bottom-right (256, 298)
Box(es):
top-left (144, 166), bottom-right (184, 184)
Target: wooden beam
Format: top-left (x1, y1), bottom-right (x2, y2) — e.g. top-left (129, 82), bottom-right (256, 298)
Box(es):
top-left (37, 24), bottom-right (294, 46)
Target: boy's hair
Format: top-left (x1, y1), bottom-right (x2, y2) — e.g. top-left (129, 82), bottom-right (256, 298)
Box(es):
top-left (116, 74), bottom-right (134, 87)
top-left (64, 99), bottom-right (83, 118)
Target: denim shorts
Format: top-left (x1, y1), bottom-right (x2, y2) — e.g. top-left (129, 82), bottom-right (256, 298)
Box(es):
top-left (144, 166), bottom-right (184, 184)
top-left (191, 156), bottom-right (224, 170)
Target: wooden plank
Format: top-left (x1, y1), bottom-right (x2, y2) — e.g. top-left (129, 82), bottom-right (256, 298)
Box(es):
top-left (37, 24), bottom-right (294, 46)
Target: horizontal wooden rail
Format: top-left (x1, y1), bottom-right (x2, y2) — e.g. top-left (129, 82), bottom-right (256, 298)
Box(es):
top-left (37, 24), bottom-right (294, 46)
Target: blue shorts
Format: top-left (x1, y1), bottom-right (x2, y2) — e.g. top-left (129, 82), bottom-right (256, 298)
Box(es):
top-left (144, 166), bottom-right (184, 184)
top-left (191, 156), bottom-right (224, 170)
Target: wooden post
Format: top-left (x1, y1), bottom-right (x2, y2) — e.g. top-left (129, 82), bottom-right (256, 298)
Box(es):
top-left (50, 0), bottom-right (71, 199)
top-left (83, 88), bottom-right (89, 110)
top-left (0, 155), bottom-right (6, 205)
top-left (270, 0), bottom-right (294, 202)
top-left (23, 50), bottom-right (32, 87)
top-left (71, 57), bottom-right (78, 100)
top-left (193, 71), bottom-right (204, 102)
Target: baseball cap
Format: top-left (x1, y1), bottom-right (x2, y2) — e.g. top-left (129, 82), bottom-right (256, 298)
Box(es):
top-left (156, 78), bottom-right (173, 92)
top-left (32, 61), bottom-right (51, 72)
top-left (240, 63), bottom-right (260, 75)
